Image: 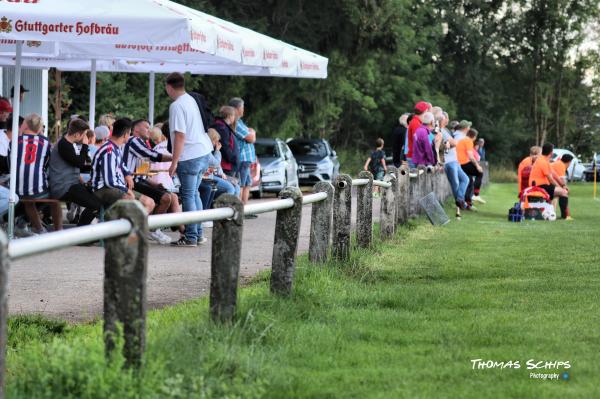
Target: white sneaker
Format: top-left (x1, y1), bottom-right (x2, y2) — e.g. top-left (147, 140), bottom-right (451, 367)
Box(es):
top-left (202, 221), bottom-right (213, 228)
top-left (472, 195), bottom-right (487, 204)
top-left (14, 225), bottom-right (38, 238)
top-left (149, 230), bottom-right (172, 245)
top-left (198, 236), bottom-right (208, 245)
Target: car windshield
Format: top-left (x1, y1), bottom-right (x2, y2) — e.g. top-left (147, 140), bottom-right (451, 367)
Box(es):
top-left (255, 143), bottom-right (280, 158)
top-left (289, 141), bottom-right (328, 157)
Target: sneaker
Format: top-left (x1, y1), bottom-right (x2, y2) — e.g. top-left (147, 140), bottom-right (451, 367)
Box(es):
top-left (149, 229), bottom-right (172, 245)
top-left (472, 195), bottom-right (487, 204)
top-left (198, 236), bottom-right (208, 245)
top-left (565, 216), bottom-right (574, 221)
top-left (67, 204), bottom-right (80, 223)
top-left (170, 237), bottom-right (197, 247)
top-left (202, 221), bottom-right (213, 228)
top-left (456, 206), bottom-right (461, 219)
top-left (14, 225), bottom-right (38, 238)
top-left (31, 226), bottom-right (48, 235)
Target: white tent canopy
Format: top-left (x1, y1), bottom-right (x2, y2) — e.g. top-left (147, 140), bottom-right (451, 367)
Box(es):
top-left (0, 0), bottom-right (328, 238)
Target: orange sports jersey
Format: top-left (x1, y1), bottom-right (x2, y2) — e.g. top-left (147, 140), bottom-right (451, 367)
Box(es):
top-left (517, 156), bottom-right (534, 192)
top-left (456, 138), bottom-right (474, 165)
top-left (529, 156), bottom-right (552, 186)
top-left (551, 161), bottom-right (567, 178)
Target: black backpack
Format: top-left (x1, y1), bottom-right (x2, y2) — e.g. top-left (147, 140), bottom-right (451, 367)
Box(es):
top-left (189, 91), bottom-right (215, 132)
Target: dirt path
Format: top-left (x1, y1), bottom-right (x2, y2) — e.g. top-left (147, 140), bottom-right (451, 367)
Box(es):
top-left (10, 194), bottom-right (381, 321)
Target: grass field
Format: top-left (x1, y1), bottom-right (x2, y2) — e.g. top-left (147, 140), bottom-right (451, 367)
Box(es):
top-left (6, 183), bottom-right (600, 398)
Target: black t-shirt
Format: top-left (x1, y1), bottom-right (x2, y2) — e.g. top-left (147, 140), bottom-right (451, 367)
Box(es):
top-left (370, 150), bottom-right (385, 173)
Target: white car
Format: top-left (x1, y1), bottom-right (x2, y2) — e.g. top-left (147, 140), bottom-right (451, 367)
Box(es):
top-left (255, 138), bottom-right (299, 193)
top-left (550, 149), bottom-right (586, 181)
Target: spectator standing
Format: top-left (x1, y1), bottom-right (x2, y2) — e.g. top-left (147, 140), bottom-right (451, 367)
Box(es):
top-left (457, 126), bottom-right (485, 206)
top-left (363, 138), bottom-right (387, 197)
top-left (229, 97), bottom-right (257, 218)
top-left (412, 112), bottom-right (436, 167)
top-left (441, 112), bottom-right (469, 215)
top-left (166, 72), bottom-right (213, 247)
top-left (392, 114), bottom-right (409, 167)
top-left (475, 138), bottom-right (486, 161)
top-left (406, 101), bottom-right (429, 168)
top-left (210, 106), bottom-right (239, 178)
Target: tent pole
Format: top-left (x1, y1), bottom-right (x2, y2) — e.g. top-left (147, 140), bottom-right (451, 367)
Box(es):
top-left (89, 59), bottom-right (97, 129)
top-left (148, 71), bottom-right (155, 125)
top-left (8, 41), bottom-right (23, 239)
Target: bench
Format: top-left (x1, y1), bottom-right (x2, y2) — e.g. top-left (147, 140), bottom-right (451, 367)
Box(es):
top-left (19, 198), bottom-right (63, 232)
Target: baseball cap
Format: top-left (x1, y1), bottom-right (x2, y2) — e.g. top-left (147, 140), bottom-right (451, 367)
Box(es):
top-left (414, 101), bottom-right (429, 114)
top-left (94, 125), bottom-right (110, 141)
top-left (0, 99), bottom-right (12, 113)
top-left (457, 120), bottom-right (472, 129)
top-left (10, 85), bottom-right (29, 97)
top-left (449, 120), bottom-right (459, 130)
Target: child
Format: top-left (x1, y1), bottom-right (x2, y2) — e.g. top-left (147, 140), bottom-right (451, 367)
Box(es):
top-left (363, 138), bottom-right (387, 197)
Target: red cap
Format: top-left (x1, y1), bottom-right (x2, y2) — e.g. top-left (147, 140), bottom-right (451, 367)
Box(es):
top-left (0, 99), bottom-right (12, 113)
top-left (414, 101), bottom-right (429, 114)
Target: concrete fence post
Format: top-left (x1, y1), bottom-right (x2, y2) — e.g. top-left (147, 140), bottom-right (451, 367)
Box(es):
top-left (104, 200), bottom-right (148, 369)
top-left (409, 169), bottom-right (419, 217)
top-left (210, 194), bottom-right (244, 323)
top-left (356, 171), bottom-right (373, 248)
top-left (271, 187), bottom-right (303, 296)
top-left (398, 165), bottom-right (410, 224)
top-left (332, 174), bottom-right (353, 261)
top-left (0, 230), bottom-right (7, 399)
top-left (417, 166), bottom-right (427, 214)
top-left (380, 173), bottom-right (396, 240)
top-left (309, 181), bottom-right (334, 264)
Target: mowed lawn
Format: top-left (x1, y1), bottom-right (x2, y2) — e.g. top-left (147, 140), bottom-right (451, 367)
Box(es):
top-left (6, 183), bottom-right (600, 398)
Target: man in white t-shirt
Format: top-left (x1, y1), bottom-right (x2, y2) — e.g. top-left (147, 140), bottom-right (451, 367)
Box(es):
top-left (166, 72), bottom-right (212, 247)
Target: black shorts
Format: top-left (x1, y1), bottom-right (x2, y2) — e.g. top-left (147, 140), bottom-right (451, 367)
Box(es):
top-left (134, 180), bottom-right (169, 205)
top-left (537, 184), bottom-right (555, 199)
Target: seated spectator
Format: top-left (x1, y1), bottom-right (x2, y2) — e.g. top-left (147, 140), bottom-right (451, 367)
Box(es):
top-left (98, 113), bottom-right (115, 134)
top-left (529, 143), bottom-right (569, 217)
top-left (551, 153), bottom-right (574, 220)
top-left (12, 113), bottom-right (51, 233)
top-left (412, 111), bottom-right (436, 167)
top-left (517, 146), bottom-right (541, 194)
top-left (49, 119), bottom-right (103, 226)
top-left (123, 119), bottom-right (175, 244)
top-left (457, 125), bottom-right (485, 206)
top-left (206, 128), bottom-right (239, 198)
top-left (91, 118), bottom-right (143, 209)
top-left (210, 106), bottom-right (239, 178)
top-left (0, 115), bottom-right (23, 180)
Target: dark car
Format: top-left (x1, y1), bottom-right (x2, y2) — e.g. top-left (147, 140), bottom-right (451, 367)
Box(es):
top-left (287, 138), bottom-right (340, 185)
top-left (583, 154), bottom-right (600, 182)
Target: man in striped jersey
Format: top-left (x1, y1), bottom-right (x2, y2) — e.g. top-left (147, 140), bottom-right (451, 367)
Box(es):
top-left (13, 113), bottom-right (51, 233)
top-left (124, 119), bottom-right (174, 244)
top-left (91, 118), bottom-right (138, 209)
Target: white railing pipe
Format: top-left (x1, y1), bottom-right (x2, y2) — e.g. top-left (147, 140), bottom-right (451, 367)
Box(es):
top-left (9, 219), bottom-right (132, 260)
top-left (148, 207), bottom-right (235, 230)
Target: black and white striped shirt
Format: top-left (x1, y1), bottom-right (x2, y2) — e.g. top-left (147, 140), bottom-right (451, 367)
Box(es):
top-left (123, 136), bottom-right (162, 182)
top-left (13, 133), bottom-right (51, 197)
top-left (91, 140), bottom-right (130, 192)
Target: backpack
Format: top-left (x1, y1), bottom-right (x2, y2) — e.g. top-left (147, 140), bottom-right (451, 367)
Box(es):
top-left (189, 91), bottom-right (215, 132)
top-left (508, 202), bottom-right (524, 222)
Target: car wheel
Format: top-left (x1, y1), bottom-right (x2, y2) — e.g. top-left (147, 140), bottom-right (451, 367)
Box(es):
top-left (251, 186), bottom-right (263, 199)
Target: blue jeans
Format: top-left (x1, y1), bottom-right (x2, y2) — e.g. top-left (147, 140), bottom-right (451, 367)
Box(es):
top-left (176, 155), bottom-right (210, 243)
top-left (238, 161), bottom-right (252, 187)
top-left (444, 161), bottom-right (469, 203)
top-left (199, 176), bottom-right (238, 210)
top-left (0, 185), bottom-right (17, 218)
top-left (213, 175), bottom-right (238, 198)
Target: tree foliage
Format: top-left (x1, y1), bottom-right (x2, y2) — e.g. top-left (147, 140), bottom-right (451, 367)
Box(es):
top-left (54, 0), bottom-right (600, 163)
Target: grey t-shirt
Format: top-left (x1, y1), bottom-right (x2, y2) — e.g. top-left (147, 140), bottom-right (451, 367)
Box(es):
top-left (442, 128), bottom-right (457, 163)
